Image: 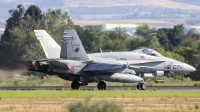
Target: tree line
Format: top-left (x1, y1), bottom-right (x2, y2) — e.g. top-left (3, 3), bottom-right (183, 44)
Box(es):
top-left (0, 4), bottom-right (200, 80)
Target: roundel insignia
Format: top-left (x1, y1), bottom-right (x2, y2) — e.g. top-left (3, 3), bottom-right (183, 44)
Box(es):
top-left (70, 67), bottom-right (75, 73)
top-left (75, 47), bottom-right (79, 53)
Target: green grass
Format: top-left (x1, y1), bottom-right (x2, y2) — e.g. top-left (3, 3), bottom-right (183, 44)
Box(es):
top-left (0, 90), bottom-right (200, 99)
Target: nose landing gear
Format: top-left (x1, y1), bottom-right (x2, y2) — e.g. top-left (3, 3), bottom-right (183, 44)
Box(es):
top-left (137, 83), bottom-right (146, 90)
top-left (137, 79), bottom-right (150, 90)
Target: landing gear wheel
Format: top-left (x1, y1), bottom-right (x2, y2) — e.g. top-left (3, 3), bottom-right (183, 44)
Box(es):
top-left (98, 81), bottom-right (106, 90)
top-left (137, 84), bottom-right (141, 90)
top-left (71, 81), bottom-right (80, 90)
top-left (137, 83), bottom-right (146, 90)
top-left (140, 83), bottom-right (146, 90)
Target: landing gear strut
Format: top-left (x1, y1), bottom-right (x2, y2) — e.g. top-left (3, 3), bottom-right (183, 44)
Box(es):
top-left (98, 81), bottom-right (106, 90)
top-left (137, 78), bottom-right (150, 90)
top-left (71, 81), bottom-right (80, 90)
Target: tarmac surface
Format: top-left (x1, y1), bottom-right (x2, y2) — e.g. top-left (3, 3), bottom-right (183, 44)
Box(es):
top-left (0, 86), bottom-right (199, 90)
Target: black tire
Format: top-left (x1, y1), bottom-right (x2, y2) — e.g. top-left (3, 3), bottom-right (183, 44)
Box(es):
top-left (71, 81), bottom-right (80, 90)
top-left (137, 84), bottom-right (141, 90)
top-left (140, 83), bottom-right (146, 90)
top-left (98, 81), bottom-right (106, 90)
top-left (102, 81), bottom-right (106, 90)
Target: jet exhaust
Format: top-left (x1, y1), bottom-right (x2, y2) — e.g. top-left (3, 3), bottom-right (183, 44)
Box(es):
top-left (26, 61), bottom-right (48, 72)
top-left (26, 61), bottom-right (34, 71)
top-left (34, 61), bottom-right (40, 71)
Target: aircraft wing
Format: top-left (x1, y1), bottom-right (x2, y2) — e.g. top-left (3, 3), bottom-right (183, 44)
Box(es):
top-left (82, 63), bottom-right (125, 71)
top-left (82, 60), bottom-right (125, 72)
top-left (82, 60), bottom-right (164, 72)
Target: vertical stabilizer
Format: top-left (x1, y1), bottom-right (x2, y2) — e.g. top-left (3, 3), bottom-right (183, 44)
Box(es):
top-left (34, 30), bottom-right (61, 58)
top-left (60, 30), bottom-right (89, 61)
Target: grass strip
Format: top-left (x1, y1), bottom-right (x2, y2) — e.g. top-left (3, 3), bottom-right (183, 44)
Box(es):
top-left (0, 90), bottom-right (199, 99)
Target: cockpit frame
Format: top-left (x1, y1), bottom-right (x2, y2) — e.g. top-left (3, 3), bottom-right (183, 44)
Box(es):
top-left (132, 48), bottom-right (163, 57)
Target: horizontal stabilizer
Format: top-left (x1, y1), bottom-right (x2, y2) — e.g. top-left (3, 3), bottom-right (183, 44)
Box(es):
top-left (47, 60), bottom-right (69, 70)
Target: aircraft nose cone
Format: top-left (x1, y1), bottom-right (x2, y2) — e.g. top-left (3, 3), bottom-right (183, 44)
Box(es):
top-left (183, 63), bottom-right (196, 72)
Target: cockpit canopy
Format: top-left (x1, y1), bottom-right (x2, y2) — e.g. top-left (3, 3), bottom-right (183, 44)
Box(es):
top-left (132, 48), bottom-right (163, 57)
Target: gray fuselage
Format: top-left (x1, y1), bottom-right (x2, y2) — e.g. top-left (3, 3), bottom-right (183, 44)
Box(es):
top-left (88, 51), bottom-right (195, 73)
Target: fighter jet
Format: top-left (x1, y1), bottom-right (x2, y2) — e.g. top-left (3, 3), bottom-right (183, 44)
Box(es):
top-left (26, 30), bottom-right (196, 90)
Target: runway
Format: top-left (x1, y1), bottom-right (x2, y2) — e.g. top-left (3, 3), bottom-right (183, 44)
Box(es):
top-left (0, 86), bottom-right (199, 90)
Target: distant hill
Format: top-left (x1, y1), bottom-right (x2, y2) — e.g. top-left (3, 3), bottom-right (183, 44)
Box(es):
top-left (1, 0), bottom-right (200, 27)
top-left (65, 0), bottom-right (200, 22)
top-left (171, 0), bottom-right (200, 6)
top-left (64, 0), bottom-right (200, 10)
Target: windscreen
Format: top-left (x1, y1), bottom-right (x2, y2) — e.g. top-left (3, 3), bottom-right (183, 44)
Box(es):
top-left (132, 48), bottom-right (163, 57)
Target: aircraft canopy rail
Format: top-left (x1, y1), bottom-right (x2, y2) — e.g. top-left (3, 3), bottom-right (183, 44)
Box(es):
top-left (132, 48), bottom-right (164, 57)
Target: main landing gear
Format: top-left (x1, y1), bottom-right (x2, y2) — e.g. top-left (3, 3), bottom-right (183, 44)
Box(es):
top-left (71, 80), bottom-right (106, 90)
top-left (98, 81), bottom-right (106, 90)
top-left (71, 81), bottom-right (80, 90)
top-left (71, 81), bottom-right (88, 90)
